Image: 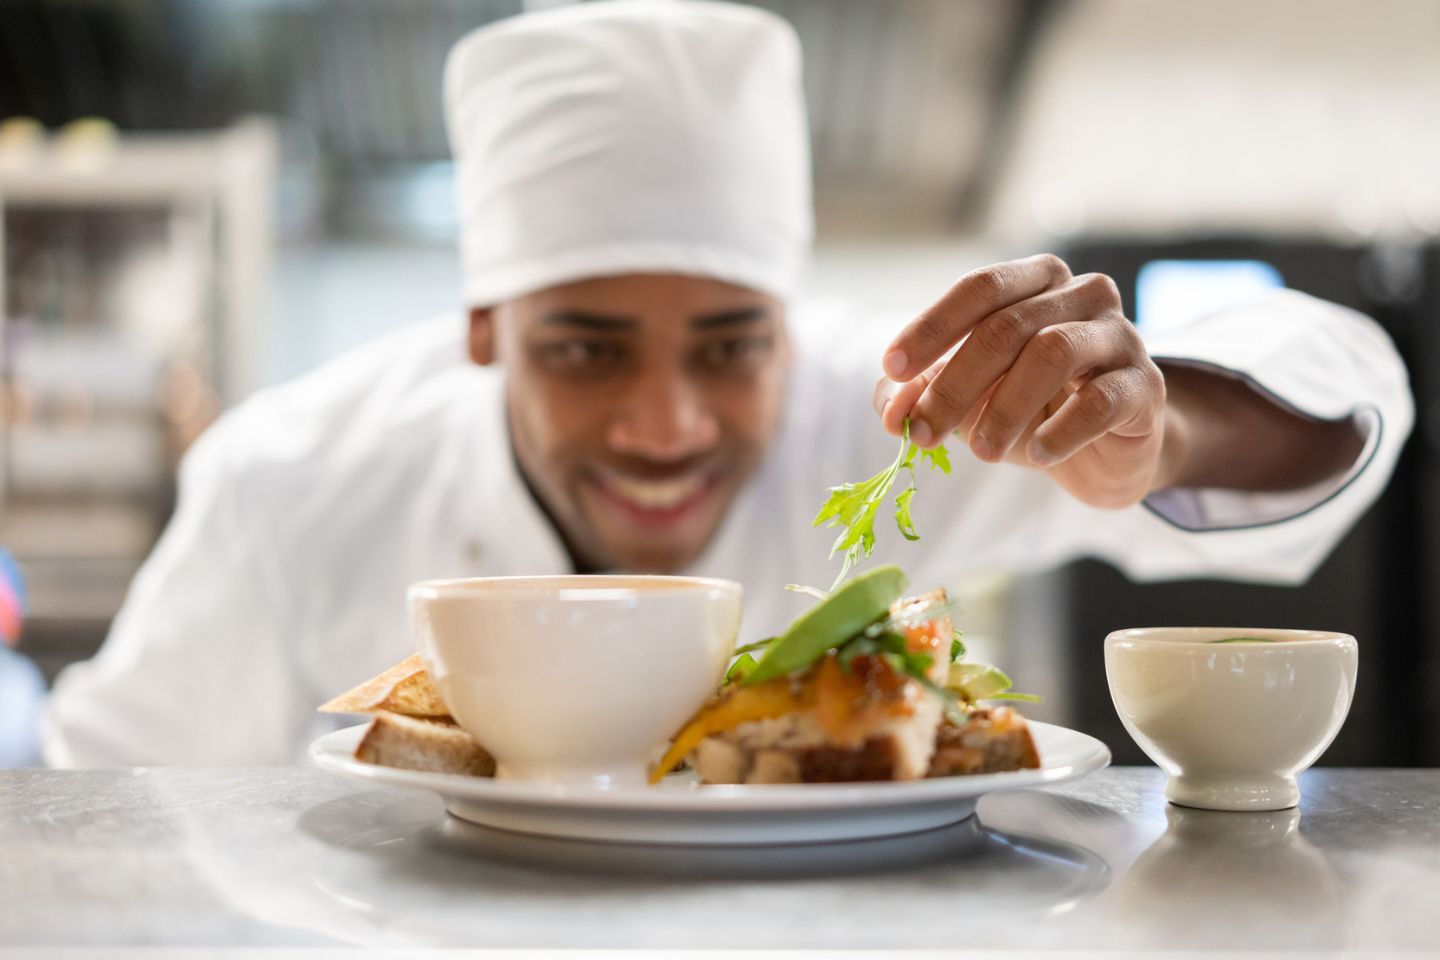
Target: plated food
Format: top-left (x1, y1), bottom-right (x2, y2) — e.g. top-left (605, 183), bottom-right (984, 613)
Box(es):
top-left (651, 565), bottom-right (1039, 784)
top-left (320, 566), bottom-right (1040, 786)
top-left (312, 426), bottom-right (1079, 843)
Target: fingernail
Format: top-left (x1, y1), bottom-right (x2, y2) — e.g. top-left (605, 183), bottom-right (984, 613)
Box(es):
top-left (910, 420), bottom-right (933, 447)
top-left (972, 434), bottom-right (995, 461)
top-left (883, 348), bottom-right (908, 379)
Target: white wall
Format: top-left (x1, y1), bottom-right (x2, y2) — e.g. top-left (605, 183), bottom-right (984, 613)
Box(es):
top-left (987, 0), bottom-right (1440, 245)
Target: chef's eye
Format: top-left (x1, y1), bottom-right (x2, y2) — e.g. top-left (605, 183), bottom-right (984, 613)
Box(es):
top-left (533, 340), bottom-right (627, 376)
top-left (693, 336), bottom-right (774, 375)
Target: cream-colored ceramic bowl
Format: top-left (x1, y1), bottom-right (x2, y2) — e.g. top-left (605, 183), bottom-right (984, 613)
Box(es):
top-left (1104, 627), bottom-right (1358, 811)
top-left (410, 575), bottom-right (742, 786)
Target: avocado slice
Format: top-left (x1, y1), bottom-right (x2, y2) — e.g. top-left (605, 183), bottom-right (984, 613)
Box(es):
top-left (947, 662), bottom-right (1014, 701)
top-left (744, 565), bottom-right (908, 684)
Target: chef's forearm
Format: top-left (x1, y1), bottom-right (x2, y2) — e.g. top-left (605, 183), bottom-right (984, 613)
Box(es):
top-left (1151, 363), bottom-right (1367, 494)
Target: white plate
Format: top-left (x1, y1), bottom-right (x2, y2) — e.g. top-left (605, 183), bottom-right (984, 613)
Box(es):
top-left (310, 720), bottom-right (1110, 845)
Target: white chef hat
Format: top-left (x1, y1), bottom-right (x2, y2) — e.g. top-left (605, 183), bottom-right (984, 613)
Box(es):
top-left (443, 0), bottom-right (812, 308)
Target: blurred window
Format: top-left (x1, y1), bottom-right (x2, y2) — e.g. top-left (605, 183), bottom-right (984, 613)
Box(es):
top-left (1135, 259), bottom-right (1284, 337)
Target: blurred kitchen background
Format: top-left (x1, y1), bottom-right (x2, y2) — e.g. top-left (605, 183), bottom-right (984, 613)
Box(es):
top-left (1, 0), bottom-right (1437, 766)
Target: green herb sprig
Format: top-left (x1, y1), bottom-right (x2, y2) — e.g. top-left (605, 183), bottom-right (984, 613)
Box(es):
top-left (812, 420), bottom-right (951, 589)
top-left (722, 653), bottom-right (758, 685)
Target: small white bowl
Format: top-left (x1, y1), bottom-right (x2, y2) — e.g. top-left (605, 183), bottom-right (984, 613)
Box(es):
top-left (1104, 627), bottom-right (1358, 811)
top-left (410, 575), bottom-right (742, 786)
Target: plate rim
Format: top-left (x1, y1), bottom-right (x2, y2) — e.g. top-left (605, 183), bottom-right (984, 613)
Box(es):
top-left (309, 719), bottom-right (1110, 811)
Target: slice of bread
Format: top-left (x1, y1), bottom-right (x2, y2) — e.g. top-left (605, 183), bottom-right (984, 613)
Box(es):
top-left (319, 653), bottom-right (450, 718)
top-left (692, 703), bottom-right (1040, 783)
top-left (926, 706), bottom-right (1040, 777)
top-left (353, 711), bottom-right (496, 777)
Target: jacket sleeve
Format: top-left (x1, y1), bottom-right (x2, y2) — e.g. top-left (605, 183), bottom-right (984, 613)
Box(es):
top-left (1121, 288), bottom-right (1413, 582)
top-left (42, 415), bottom-right (308, 766)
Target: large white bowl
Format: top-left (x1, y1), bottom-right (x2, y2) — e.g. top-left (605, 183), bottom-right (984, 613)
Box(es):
top-left (410, 575), bottom-right (742, 786)
top-left (1104, 626), bottom-right (1358, 811)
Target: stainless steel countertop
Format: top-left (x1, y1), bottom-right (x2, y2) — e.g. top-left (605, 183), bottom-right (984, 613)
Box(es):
top-left (2, 766), bottom-right (1437, 952)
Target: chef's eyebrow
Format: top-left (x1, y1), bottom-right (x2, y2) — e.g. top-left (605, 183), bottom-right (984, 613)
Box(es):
top-left (541, 306), bottom-right (770, 331)
top-left (690, 306), bottom-right (770, 330)
top-left (542, 310), bottom-right (638, 330)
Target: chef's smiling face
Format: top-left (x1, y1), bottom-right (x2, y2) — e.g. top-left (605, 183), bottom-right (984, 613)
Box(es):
top-left (470, 273), bottom-right (789, 573)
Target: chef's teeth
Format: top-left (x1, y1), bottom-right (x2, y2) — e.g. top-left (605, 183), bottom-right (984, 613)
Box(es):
top-left (605, 474), bottom-right (704, 510)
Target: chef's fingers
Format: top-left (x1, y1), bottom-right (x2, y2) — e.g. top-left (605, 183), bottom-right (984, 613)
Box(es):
top-left (904, 283), bottom-right (1084, 448)
top-left (966, 318), bottom-right (1136, 463)
top-left (1026, 367), bottom-right (1161, 468)
top-left (874, 364), bottom-right (940, 436)
top-left (882, 254), bottom-right (1072, 383)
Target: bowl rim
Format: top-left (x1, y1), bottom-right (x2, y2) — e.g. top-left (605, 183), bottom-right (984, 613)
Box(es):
top-left (409, 573), bottom-right (744, 600)
top-left (1104, 626), bottom-right (1356, 648)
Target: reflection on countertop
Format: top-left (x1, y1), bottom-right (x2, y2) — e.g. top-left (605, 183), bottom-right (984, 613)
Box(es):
top-left (1109, 805), bottom-right (1349, 950)
top-left (2, 766), bottom-right (1438, 951)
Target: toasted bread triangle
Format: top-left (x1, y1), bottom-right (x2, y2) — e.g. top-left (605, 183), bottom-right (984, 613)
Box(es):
top-left (354, 711), bottom-right (495, 777)
top-left (318, 653), bottom-right (450, 718)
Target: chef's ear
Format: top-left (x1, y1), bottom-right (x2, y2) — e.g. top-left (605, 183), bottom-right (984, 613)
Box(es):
top-left (468, 307), bottom-right (496, 365)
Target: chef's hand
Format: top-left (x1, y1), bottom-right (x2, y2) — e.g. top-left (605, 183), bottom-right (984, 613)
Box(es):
top-left (873, 254), bottom-right (1172, 510)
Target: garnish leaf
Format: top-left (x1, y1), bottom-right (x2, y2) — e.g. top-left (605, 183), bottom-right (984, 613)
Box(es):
top-left (723, 653), bottom-right (758, 685)
top-left (950, 630), bottom-right (966, 661)
top-left (785, 583), bottom-right (831, 602)
top-left (894, 485), bottom-right (920, 541)
top-left (813, 419), bottom-right (949, 588)
top-left (732, 637), bottom-right (778, 656)
top-left (921, 444), bottom-right (952, 474)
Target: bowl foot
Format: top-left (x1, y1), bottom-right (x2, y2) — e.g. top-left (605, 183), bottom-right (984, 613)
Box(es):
top-left (1165, 774), bottom-right (1299, 812)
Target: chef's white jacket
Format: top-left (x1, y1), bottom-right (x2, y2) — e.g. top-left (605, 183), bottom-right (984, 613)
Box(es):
top-left (44, 290), bottom-right (1413, 766)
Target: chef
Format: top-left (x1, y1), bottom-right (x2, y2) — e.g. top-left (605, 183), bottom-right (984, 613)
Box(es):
top-left (45, 0), bottom-right (1412, 766)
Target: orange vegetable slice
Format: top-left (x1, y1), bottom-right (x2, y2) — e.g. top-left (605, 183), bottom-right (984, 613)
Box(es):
top-left (649, 677), bottom-right (815, 783)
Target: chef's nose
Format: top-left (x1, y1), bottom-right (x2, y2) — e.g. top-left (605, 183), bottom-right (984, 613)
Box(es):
top-left (607, 370), bottom-right (720, 460)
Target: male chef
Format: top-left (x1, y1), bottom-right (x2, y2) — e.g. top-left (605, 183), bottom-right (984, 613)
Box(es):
top-left (45, 0), bottom-right (1412, 766)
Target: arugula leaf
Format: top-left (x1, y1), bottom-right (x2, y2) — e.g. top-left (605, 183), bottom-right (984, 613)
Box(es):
top-left (732, 637), bottom-right (778, 656)
top-left (835, 620), bottom-right (971, 724)
top-left (894, 486), bottom-right (920, 541)
top-left (723, 653), bottom-right (758, 685)
top-left (950, 630), bottom-right (966, 661)
top-left (835, 630), bottom-right (936, 681)
top-left (812, 420), bottom-right (950, 588)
